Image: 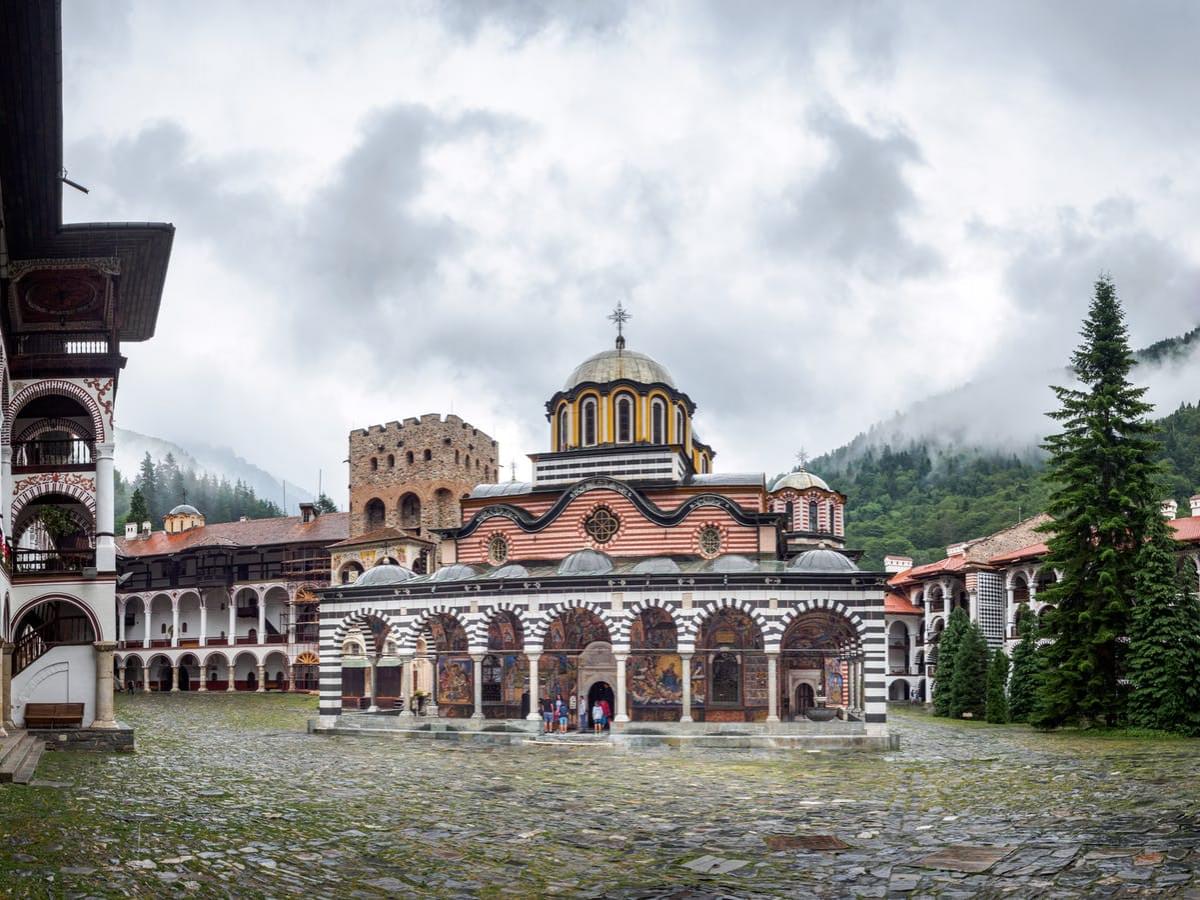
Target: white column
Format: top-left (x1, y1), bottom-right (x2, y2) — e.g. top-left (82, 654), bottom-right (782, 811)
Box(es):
top-left (287, 600), bottom-right (296, 645)
top-left (766, 652), bottom-right (780, 722)
top-left (525, 653), bottom-right (541, 720)
top-left (117, 599), bottom-right (127, 647)
top-left (228, 590), bottom-right (237, 646)
top-left (257, 591), bottom-right (266, 643)
top-left (968, 589), bottom-right (979, 624)
top-left (95, 441), bottom-right (116, 572)
top-left (0, 446), bottom-right (12, 543)
top-left (1005, 583), bottom-right (1016, 638)
top-left (199, 600), bottom-right (208, 648)
top-left (198, 664), bottom-right (208, 692)
top-left (142, 663), bottom-right (151, 693)
top-left (170, 596), bottom-right (180, 648)
top-left (256, 664), bottom-right (266, 693)
top-left (679, 652), bottom-right (693, 723)
top-left (142, 598), bottom-right (152, 650)
top-left (470, 653), bottom-right (485, 721)
top-left (170, 663), bottom-right (180, 692)
top-left (365, 660), bottom-right (377, 711)
top-left (398, 655), bottom-right (414, 717)
top-left (908, 625), bottom-right (919, 674)
top-left (613, 652), bottom-right (629, 723)
top-left (226, 663), bottom-right (236, 692)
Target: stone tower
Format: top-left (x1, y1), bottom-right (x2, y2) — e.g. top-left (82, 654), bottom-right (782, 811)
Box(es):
top-left (348, 414), bottom-right (499, 539)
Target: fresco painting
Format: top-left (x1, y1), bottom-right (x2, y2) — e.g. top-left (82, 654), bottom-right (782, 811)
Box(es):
top-left (538, 652), bottom-right (577, 700)
top-left (437, 656), bottom-right (472, 704)
top-left (544, 609), bottom-right (609, 650)
top-left (629, 653), bottom-right (684, 704)
top-left (629, 609), bottom-right (677, 649)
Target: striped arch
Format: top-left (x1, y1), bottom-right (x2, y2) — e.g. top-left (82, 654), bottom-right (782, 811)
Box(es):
top-left (773, 599), bottom-right (868, 653)
top-left (617, 597), bottom-right (680, 646)
top-left (5, 379), bottom-right (106, 442)
top-left (399, 605), bottom-right (468, 653)
top-left (12, 477), bottom-right (97, 527)
top-left (527, 599), bottom-right (617, 647)
top-left (682, 597), bottom-right (770, 646)
top-left (12, 416), bottom-right (96, 444)
top-left (468, 601), bottom-right (528, 649)
top-left (329, 607), bottom-right (404, 658)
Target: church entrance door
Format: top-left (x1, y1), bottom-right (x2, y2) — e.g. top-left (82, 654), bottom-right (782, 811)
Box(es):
top-left (795, 683), bottom-right (815, 716)
top-left (587, 681), bottom-right (615, 728)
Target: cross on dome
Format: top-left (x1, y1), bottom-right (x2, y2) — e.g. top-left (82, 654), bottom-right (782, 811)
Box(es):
top-left (608, 301), bottom-right (631, 350)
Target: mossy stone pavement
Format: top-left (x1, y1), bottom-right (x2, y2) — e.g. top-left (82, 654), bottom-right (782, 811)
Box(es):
top-left (1, 696), bottom-right (1198, 897)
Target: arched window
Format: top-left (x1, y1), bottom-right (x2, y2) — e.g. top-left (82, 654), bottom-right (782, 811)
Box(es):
top-left (582, 397), bottom-right (598, 447)
top-left (615, 394), bottom-right (634, 444)
top-left (808, 500), bottom-right (819, 531)
top-left (651, 398), bottom-right (666, 444)
top-left (700, 455), bottom-right (709, 474)
top-left (828, 502), bottom-right (836, 533)
top-left (406, 451), bottom-right (414, 465)
top-left (370, 458), bottom-right (378, 472)
top-left (557, 406), bottom-right (570, 450)
top-left (455, 449), bottom-right (460, 463)
top-left (675, 407), bottom-right (685, 444)
top-left (423, 449), bottom-right (432, 461)
top-left (785, 501), bottom-right (795, 529)
top-left (387, 454), bottom-right (395, 468)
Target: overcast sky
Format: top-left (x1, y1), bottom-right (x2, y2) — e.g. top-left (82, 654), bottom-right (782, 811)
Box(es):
top-left (60, 1), bottom-right (1200, 504)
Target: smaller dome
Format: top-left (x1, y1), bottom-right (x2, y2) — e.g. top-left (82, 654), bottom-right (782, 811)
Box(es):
top-left (631, 557), bottom-right (681, 575)
top-left (564, 348), bottom-right (676, 391)
top-left (167, 504), bottom-right (202, 517)
top-left (557, 549), bottom-right (614, 576)
top-left (431, 564), bottom-right (479, 582)
top-left (772, 470), bottom-right (831, 492)
top-left (706, 554), bottom-right (758, 573)
top-left (489, 563), bottom-right (530, 579)
top-left (788, 549), bottom-right (858, 573)
top-left (354, 564), bottom-right (417, 586)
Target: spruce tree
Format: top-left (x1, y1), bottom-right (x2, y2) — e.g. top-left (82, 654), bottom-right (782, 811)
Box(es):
top-left (949, 620), bottom-right (988, 719)
top-left (127, 488), bottom-right (150, 527)
top-left (932, 608), bottom-right (970, 717)
top-left (1007, 613), bottom-right (1041, 723)
top-left (986, 648), bottom-right (1011, 724)
top-left (137, 452), bottom-right (160, 521)
top-left (1034, 276), bottom-right (1162, 729)
top-left (1126, 512), bottom-right (1200, 735)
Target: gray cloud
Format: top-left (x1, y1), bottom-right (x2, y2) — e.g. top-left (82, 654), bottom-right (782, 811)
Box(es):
top-left (763, 107), bottom-right (940, 280)
top-left (434, 0), bottom-right (631, 41)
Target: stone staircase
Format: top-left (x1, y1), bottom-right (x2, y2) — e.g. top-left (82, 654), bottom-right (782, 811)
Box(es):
top-left (0, 731), bottom-right (46, 785)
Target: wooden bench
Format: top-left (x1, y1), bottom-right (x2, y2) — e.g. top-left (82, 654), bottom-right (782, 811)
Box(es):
top-left (24, 702), bottom-right (85, 729)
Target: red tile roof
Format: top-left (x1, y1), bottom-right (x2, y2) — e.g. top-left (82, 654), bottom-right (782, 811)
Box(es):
top-left (885, 592), bottom-right (922, 616)
top-left (1170, 516), bottom-right (1200, 544)
top-left (327, 526), bottom-right (433, 549)
top-left (988, 541), bottom-right (1050, 566)
top-left (117, 512), bottom-right (350, 558)
top-left (888, 554), bottom-right (966, 587)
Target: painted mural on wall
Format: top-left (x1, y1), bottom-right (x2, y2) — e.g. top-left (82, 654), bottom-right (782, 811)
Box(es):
top-left (629, 608), bottom-right (677, 649)
top-left (629, 653), bottom-right (684, 705)
top-left (499, 654), bottom-right (525, 703)
top-left (488, 614), bottom-right (522, 651)
top-left (538, 652), bottom-right (578, 700)
top-left (744, 654), bottom-right (769, 706)
top-left (699, 608), bottom-right (764, 650)
top-left (544, 608), bottom-right (609, 650)
top-left (437, 656), bottom-right (472, 704)
top-left (429, 615), bottom-right (469, 652)
top-left (690, 655), bottom-right (706, 706)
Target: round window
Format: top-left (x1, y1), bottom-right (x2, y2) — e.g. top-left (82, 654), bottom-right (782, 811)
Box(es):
top-left (698, 524), bottom-right (722, 557)
top-left (488, 533), bottom-right (509, 565)
top-left (584, 506), bottom-right (620, 544)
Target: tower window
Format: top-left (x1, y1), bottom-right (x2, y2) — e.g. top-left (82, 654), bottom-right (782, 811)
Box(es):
top-left (557, 406), bottom-right (570, 450)
top-left (808, 500), bottom-right (819, 531)
top-left (406, 451), bottom-right (415, 465)
top-left (651, 398), bottom-right (666, 445)
top-left (616, 394), bottom-right (634, 444)
top-left (423, 449), bottom-right (432, 461)
top-left (675, 407), bottom-right (684, 444)
top-left (387, 454), bottom-right (395, 468)
top-left (370, 458), bottom-right (378, 471)
top-left (828, 502), bottom-right (836, 534)
top-left (582, 397), bottom-right (598, 447)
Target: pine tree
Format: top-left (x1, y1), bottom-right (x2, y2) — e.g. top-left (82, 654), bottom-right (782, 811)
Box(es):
top-left (136, 452), bottom-right (160, 521)
top-left (986, 648), bottom-right (1011, 724)
top-left (932, 608), bottom-right (970, 717)
top-left (1007, 614), bottom-right (1041, 723)
top-left (316, 493), bottom-right (338, 513)
top-left (949, 620), bottom-right (988, 719)
top-left (1126, 512), bottom-right (1200, 735)
top-left (128, 488), bottom-right (150, 526)
top-left (1033, 276), bottom-right (1162, 729)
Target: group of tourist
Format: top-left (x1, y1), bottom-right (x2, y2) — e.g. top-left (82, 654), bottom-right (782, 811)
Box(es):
top-left (540, 693), bottom-right (611, 735)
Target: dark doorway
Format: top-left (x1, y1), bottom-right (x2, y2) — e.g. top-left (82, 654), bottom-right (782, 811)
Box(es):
top-left (178, 666), bottom-right (191, 691)
top-left (246, 670), bottom-right (257, 691)
top-left (795, 683), bottom-right (815, 716)
top-left (587, 681), bottom-right (615, 728)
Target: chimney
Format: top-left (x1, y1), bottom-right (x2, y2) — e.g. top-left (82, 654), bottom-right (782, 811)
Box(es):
top-left (124, 522), bottom-right (138, 540)
top-left (1191, 494), bottom-right (1200, 518)
top-left (884, 555), bottom-right (913, 574)
top-left (299, 501), bottom-right (318, 524)
top-left (140, 520), bottom-right (152, 538)
top-left (1162, 499), bottom-right (1178, 519)
top-left (946, 542), bottom-right (968, 557)
top-left (239, 515), bottom-right (248, 522)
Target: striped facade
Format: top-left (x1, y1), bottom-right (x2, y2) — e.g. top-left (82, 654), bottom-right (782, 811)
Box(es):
top-left (316, 574), bottom-right (889, 733)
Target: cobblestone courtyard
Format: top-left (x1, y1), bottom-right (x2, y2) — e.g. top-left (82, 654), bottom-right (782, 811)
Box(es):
top-left (2, 696), bottom-right (1199, 898)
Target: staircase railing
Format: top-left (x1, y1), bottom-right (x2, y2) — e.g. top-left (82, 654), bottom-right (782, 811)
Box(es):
top-left (12, 615), bottom-right (94, 676)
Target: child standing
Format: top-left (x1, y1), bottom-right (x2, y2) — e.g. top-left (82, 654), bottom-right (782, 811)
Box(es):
top-left (592, 701), bottom-right (604, 734)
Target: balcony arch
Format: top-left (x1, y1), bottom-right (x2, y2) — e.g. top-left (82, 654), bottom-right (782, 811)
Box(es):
top-left (5, 379), bottom-right (107, 443)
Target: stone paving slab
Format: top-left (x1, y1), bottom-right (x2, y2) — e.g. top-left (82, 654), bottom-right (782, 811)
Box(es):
top-left (1, 697), bottom-right (1198, 897)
